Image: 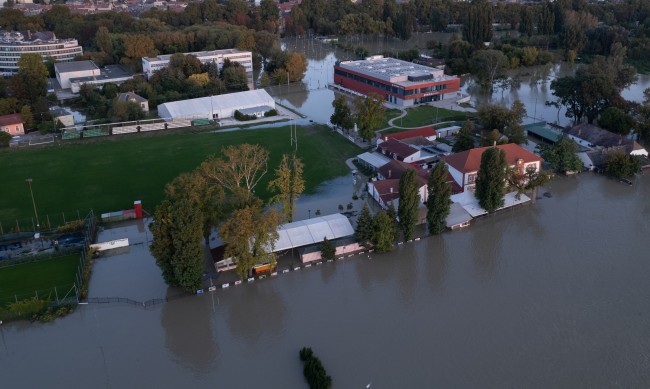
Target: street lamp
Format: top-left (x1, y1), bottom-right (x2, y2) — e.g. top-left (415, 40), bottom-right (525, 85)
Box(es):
top-left (25, 178), bottom-right (39, 230)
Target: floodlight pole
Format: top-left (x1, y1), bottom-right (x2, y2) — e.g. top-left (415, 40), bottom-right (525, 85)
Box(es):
top-left (26, 178), bottom-right (40, 230)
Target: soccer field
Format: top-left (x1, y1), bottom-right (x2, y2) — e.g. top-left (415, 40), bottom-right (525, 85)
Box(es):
top-left (0, 254), bottom-right (81, 306)
top-left (0, 125), bottom-right (361, 224)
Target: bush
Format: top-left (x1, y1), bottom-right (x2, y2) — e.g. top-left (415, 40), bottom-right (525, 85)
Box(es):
top-left (264, 109), bottom-right (278, 117)
top-left (0, 131), bottom-right (11, 147)
top-left (234, 110), bottom-right (257, 121)
top-left (7, 297), bottom-right (48, 319)
top-left (57, 219), bottom-right (86, 234)
top-left (346, 202), bottom-right (353, 210)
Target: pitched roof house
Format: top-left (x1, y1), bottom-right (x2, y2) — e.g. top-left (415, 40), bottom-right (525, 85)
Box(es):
top-left (0, 113), bottom-right (24, 136)
top-left (117, 92), bottom-right (149, 112)
top-left (564, 123), bottom-right (648, 157)
top-left (442, 144), bottom-right (542, 192)
top-left (377, 138), bottom-right (421, 162)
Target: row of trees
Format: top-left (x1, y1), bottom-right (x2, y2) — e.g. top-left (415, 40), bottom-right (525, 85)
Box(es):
top-left (151, 144), bottom-right (305, 290)
top-left (331, 93), bottom-right (386, 141)
top-left (355, 163), bottom-right (453, 252)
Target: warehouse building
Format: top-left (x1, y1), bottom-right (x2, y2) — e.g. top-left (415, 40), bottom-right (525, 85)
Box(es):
top-left (157, 89), bottom-right (276, 121)
top-left (333, 55), bottom-right (460, 107)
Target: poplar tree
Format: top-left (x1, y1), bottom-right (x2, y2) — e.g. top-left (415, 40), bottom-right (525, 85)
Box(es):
top-left (475, 147), bottom-right (507, 213)
top-left (372, 211), bottom-right (395, 253)
top-left (426, 163), bottom-right (452, 235)
top-left (398, 169), bottom-right (420, 241)
top-left (320, 237), bottom-right (335, 260)
top-left (268, 153), bottom-right (305, 222)
top-left (355, 204), bottom-right (374, 246)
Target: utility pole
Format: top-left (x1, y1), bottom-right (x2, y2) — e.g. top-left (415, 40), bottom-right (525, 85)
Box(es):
top-left (25, 178), bottom-right (39, 230)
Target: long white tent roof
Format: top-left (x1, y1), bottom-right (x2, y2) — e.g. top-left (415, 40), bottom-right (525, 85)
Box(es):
top-left (158, 89), bottom-right (275, 119)
top-left (357, 151), bottom-right (391, 170)
top-left (273, 213), bottom-right (354, 252)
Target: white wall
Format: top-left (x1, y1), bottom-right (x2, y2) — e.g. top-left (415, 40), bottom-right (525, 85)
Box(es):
top-left (57, 69), bottom-right (99, 89)
top-left (447, 164), bottom-right (463, 189)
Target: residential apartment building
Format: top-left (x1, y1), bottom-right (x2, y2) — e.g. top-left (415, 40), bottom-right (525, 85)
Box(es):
top-left (142, 49), bottom-right (253, 79)
top-left (333, 55), bottom-right (460, 107)
top-left (0, 31), bottom-right (83, 76)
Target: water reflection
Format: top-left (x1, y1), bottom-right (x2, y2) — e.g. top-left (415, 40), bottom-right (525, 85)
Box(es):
top-left (470, 218), bottom-right (504, 275)
top-left (424, 235), bottom-right (449, 295)
top-left (161, 288), bottom-right (219, 373)
top-left (225, 284), bottom-right (286, 345)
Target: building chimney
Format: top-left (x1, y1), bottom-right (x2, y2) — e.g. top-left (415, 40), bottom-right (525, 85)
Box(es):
top-left (390, 187), bottom-right (393, 193)
top-left (493, 140), bottom-right (496, 147)
top-left (388, 169), bottom-right (391, 178)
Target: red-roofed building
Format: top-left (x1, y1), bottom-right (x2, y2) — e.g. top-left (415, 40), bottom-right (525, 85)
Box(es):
top-left (378, 126), bottom-right (437, 144)
top-left (377, 138), bottom-right (421, 162)
top-left (0, 113), bottom-right (24, 136)
top-left (441, 144), bottom-right (542, 192)
top-left (368, 161), bottom-right (429, 210)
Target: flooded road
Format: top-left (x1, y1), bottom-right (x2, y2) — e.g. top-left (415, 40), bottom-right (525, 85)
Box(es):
top-left (1, 173), bottom-right (650, 388)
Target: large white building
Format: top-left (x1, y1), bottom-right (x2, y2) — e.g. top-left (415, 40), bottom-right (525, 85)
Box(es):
top-left (157, 89), bottom-right (276, 121)
top-left (55, 60), bottom-right (134, 93)
top-left (0, 30), bottom-right (83, 76)
top-left (141, 49), bottom-right (253, 79)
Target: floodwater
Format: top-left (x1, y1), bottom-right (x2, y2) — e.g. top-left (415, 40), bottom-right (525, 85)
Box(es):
top-left (267, 35), bottom-right (650, 127)
top-left (1, 173), bottom-right (650, 388)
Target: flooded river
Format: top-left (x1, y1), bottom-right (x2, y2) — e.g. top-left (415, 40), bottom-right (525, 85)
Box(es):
top-left (1, 173), bottom-right (650, 388)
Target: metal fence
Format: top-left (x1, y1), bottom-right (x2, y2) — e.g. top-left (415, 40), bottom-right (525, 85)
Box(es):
top-left (85, 293), bottom-right (188, 309)
top-left (0, 209), bottom-right (88, 238)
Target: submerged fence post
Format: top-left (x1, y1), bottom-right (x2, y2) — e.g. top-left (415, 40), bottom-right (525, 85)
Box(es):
top-left (77, 210), bottom-right (81, 221)
top-left (16, 220), bottom-right (20, 233)
top-left (54, 287), bottom-right (59, 304)
top-left (0, 221), bottom-right (3, 236)
top-left (35, 290), bottom-right (38, 300)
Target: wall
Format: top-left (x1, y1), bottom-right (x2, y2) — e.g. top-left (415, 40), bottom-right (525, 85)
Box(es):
top-left (1, 123), bottom-right (24, 136)
top-left (57, 69), bottom-right (99, 89)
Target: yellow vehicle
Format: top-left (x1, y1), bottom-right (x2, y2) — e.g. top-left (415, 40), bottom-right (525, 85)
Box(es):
top-left (252, 262), bottom-right (277, 276)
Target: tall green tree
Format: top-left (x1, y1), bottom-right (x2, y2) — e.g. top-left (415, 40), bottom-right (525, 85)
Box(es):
top-left (506, 165), bottom-right (551, 201)
top-left (397, 169), bottom-right (420, 241)
top-left (13, 53), bottom-right (48, 107)
top-left (219, 200), bottom-right (280, 279)
top-left (150, 198), bottom-right (204, 292)
top-left (19, 105), bottom-right (34, 131)
top-left (95, 26), bottom-right (114, 57)
top-left (372, 210), bottom-right (396, 253)
top-left (354, 92), bottom-right (385, 141)
top-left (453, 120), bottom-right (476, 152)
top-left (540, 135), bottom-right (583, 173)
top-left (464, 0), bottom-right (493, 46)
top-left (320, 237), bottom-right (335, 261)
top-left (598, 107), bottom-right (634, 135)
top-left (355, 204), bottom-right (374, 246)
top-left (471, 49), bottom-right (509, 92)
top-left (475, 147), bottom-right (507, 213)
top-left (268, 153), bottom-right (305, 223)
top-left (330, 96), bottom-right (354, 131)
top-left (426, 163), bottom-right (452, 235)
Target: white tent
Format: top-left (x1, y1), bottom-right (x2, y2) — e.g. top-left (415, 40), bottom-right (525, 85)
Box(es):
top-left (357, 152), bottom-right (390, 170)
top-left (273, 214), bottom-right (355, 252)
top-left (157, 89), bottom-right (276, 121)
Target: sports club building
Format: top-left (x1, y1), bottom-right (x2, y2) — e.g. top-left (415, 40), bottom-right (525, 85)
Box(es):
top-left (333, 55), bottom-right (460, 107)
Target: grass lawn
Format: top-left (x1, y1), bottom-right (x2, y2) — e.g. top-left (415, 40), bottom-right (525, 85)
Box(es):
top-left (398, 106), bottom-right (473, 128)
top-left (0, 254), bottom-right (80, 305)
top-left (379, 109), bottom-right (402, 129)
top-left (0, 125), bottom-right (361, 223)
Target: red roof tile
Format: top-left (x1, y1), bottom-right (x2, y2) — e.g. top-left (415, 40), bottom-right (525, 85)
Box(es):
top-left (0, 113), bottom-right (23, 127)
top-left (442, 144), bottom-right (542, 174)
top-left (381, 126), bottom-right (436, 141)
top-left (377, 138), bottom-right (419, 159)
top-left (372, 179), bottom-right (401, 204)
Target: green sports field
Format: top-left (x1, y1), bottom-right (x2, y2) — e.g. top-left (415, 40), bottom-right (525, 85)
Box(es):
top-left (0, 254), bottom-right (81, 305)
top-left (0, 125), bottom-right (361, 223)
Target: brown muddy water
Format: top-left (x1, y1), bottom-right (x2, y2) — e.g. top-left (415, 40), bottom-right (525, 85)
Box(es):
top-left (1, 172), bottom-right (649, 388)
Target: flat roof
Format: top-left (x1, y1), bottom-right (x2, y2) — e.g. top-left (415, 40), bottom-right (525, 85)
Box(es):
top-left (55, 60), bottom-right (98, 73)
top-left (337, 56), bottom-right (456, 87)
top-left (69, 65), bottom-right (132, 83)
top-left (524, 122), bottom-right (560, 143)
top-left (238, 105), bottom-right (274, 115)
top-left (143, 49), bottom-right (250, 62)
top-left (446, 202), bottom-right (472, 228)
top-left (357, 151), bottom-right (391, 169)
